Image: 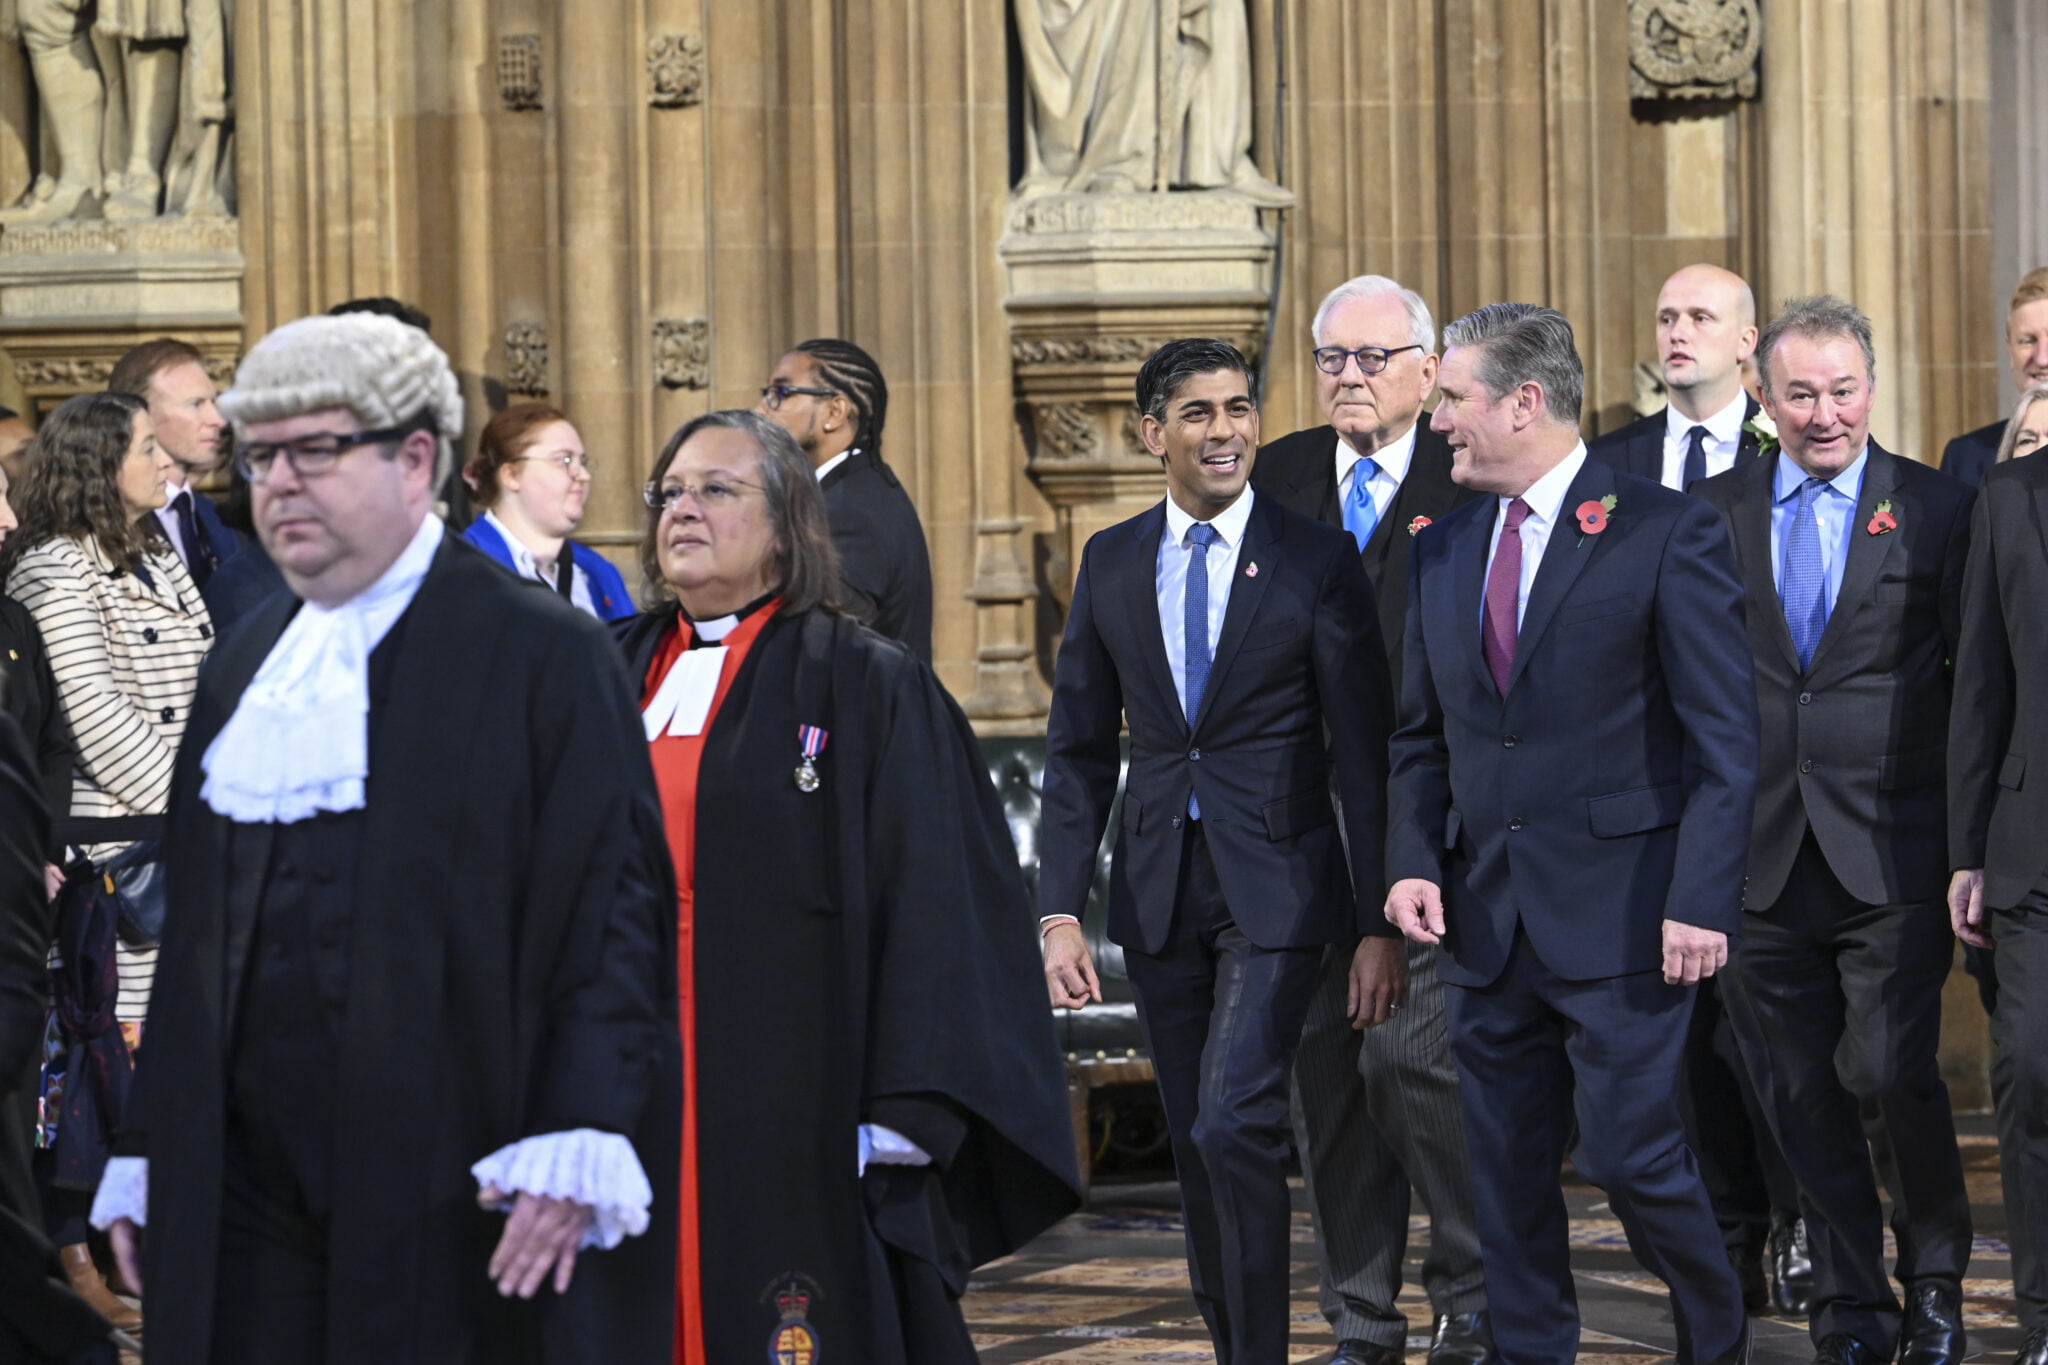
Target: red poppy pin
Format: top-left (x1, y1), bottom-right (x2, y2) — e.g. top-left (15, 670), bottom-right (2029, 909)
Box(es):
top-left (1244, 561), bottom-right (1259, 578)
top-left (1575, 494), bottom-right (1617, 545)
top-left (1407, 515), bottom-right (1432, 536)
top-left (1866, 500), bottom-right (1897, 536)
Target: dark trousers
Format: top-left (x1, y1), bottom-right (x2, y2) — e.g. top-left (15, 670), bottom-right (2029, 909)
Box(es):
top-left (1448, 929), bottom-right (1743, 1365)
top-left (1989, 897), bottom-right (2048, 1328)
top-left (1290, 939), bottom-right (1486, 1344)
top-left (1721, 833), bottom-right (1971, 1351)
top-left (1680, 975), bottom-right (1800, 1254)
top-left (209, 1108), bottom-right (331, 1363)
top-left (1124, 820), bottom-right (1322, 1365)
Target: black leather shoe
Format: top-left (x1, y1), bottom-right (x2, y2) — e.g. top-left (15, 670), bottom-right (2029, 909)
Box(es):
top-left (1331, 1340), bottom-right (1403, 1365)
top-left (1769, 1211), bottom-right (1815, 1316)
top-left (1897, 1280), bottom-right (1966, 1365)
top-left (2011, 1323), bottom-right (2048, 1365)
top-left (1812, 1332), bottom-right (1884, 1365)
top-left (1730, 1241), bottom-right (1769, 1315)
top-left (1428, 1313), bottom-right (1496, 1365)
top-left (1704, 1322), bottom-right (1753, 1365)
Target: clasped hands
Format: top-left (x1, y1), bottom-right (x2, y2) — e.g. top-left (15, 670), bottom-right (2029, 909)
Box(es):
top-left (1383, 879), bottom-right (1729, 985)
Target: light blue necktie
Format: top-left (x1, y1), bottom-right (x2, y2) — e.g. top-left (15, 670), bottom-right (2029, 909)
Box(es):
top-left (1781, 477), bottom-right (1828, 671)
top-left (1184, 522), bottom-right (1220, 817)
top-left (1342, 457), bottom-right (1382, 551)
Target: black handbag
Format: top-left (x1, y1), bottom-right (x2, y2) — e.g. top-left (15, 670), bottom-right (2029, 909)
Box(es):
top-left (54, 814), bottom-right (169, 949)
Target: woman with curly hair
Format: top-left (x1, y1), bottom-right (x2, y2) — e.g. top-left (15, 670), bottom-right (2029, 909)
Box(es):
top-left (1, 389), bottom-right (212, 1332)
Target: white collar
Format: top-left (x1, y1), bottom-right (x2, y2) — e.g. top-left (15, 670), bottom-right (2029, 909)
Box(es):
top-left (1162, 484), bottom-right (1256, 551)
top-left (199, 515), bottom-right (445, 823)
top-left (1335, 421), bottom-right (1420, 487)
top-left (1503, 442), bottom-right (1589, 527)
top-left (1664, 390), bottom-right (1749, 448)
top-left (483, 508), bottom-right (554, 582)
top-left (814, 447), bottom-right (859, 482)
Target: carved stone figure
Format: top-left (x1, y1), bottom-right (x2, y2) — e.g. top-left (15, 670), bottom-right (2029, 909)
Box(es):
top-left (1628, 0), bottom-right (1762, 100)
top-left (1013, 0), bottom-right (1289, 205)
top-left (0, 0), bottom-right (233, 223)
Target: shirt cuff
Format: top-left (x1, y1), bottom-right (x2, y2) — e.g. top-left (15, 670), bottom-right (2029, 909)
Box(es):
top-left (1038, 914), bottom-right (1081, 932)
top-left (857, 1124), bottom-right (933, 1177)
top-left (470, 1129), bottom-right (653, 1250)
top-left (89, 1157), bottom-right (149, 1230)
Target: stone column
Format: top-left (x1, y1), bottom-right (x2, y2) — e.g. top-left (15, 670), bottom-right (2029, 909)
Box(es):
top-left (1991, 0), bottom-right (2048, 413)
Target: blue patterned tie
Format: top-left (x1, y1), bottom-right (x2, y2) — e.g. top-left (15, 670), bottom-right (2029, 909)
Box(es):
top-left (1781, 477), bottom-right (1828, 671)
top-left (1681, 425), bottom-right (1710, 492)
top-left (1342, 457), bottom-right (1382, 551)
top-left (1184, 522), bottom-right (1220, 817)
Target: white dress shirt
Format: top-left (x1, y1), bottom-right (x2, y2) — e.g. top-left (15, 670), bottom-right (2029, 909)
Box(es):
top-left (1658, 390), bottom-right (1751, 490)
top-left (155, 476), bottom-right (196, 566)
top-left (814, 447), bottom-right (857, 482)
top-left (1483, 443), bottom-right (1589, 630)
top-left (1158, 486), bottom-right (1255, 716)
top-left (481, 509), bottom-right (599, 618)
top-left (1334, 422), bottom-right (1419, 529)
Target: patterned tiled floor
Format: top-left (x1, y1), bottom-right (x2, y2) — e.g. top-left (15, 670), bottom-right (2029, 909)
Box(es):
top-left (967, 1119), bottom-right (2017, 1363)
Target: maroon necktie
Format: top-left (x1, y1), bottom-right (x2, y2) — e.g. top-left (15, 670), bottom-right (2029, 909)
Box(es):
top-left (1482, 498), bottom-right (1531, 695)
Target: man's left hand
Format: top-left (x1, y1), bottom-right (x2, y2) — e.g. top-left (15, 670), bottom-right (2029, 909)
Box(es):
top-left (480, 1185), bottom-right (593, 1298)
top-left (1346, 936), bottom-right (1409, 1029)
top-left (1661, 920), bottom-right (1728, 985)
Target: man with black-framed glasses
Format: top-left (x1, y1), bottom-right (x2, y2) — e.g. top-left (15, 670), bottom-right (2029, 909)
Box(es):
top-left (1252, 275), bottom-right (1488, 1365)
top-left (89, 311), bottom-right (680, 1363)
top-left (755, 338), bottom-right (933, 662)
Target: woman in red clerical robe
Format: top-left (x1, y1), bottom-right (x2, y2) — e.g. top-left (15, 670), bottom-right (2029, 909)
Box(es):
top-left (614, 411), bottom-right (1080, 1365)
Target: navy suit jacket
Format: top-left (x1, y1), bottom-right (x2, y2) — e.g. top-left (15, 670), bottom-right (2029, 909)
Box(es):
top-left (1588, 395), bottom-right (1765, 487)
top-left (1039, 493), bottom-right (1395, 954)
top-left (1387, 455), bottom-right (1759, 986)
top-left (1939, 419), bottom-right (2001, 489)
top-left (183, 487), bottom-right (243, 574)
top-left (1693, 444), bottom-right (1970, 910)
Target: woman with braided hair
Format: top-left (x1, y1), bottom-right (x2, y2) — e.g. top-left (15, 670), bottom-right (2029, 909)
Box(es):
top-left (756, 338), bottom-right (934, 661)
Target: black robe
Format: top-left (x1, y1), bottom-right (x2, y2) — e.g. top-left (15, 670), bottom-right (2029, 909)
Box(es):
top-left (125, 536), bottom-right (682, 1363)
top-left (618, 607), bottom-right (1079, 1362)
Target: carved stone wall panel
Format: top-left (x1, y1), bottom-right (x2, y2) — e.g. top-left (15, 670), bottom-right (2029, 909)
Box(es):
top-left (648, 34), bottom-right (706, 108)
top-left (505, 322), bottom-right (548, 395)
top-left (653, 318), bottom-right (711, 389)
top-left (500, 35), bottom-right (544, 111)
top-left (1628, 0), bottom-right (1762, 100)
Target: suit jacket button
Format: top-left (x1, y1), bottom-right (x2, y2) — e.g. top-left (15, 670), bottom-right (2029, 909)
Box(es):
top-left (142, 627), bottom-right (157, 644)
top-left (1189, 748), bottom-right (1201, 761)
top-left (1798, 692), bottom-right (1812, 705)
top-left (1508, 817), bottom-right (1525, 831)
top-left (1170, 815), bottom-right (1184, 829)
top-left (1502, 734), bottom-right (1519, 748)
top-left (1799, 759), bottom-right (1814, 774)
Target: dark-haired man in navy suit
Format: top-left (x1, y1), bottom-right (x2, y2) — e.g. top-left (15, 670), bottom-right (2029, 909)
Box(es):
top-left (1386, 303), bottom-right (1758, 1365)
top-left (1039, 338), bottom-right (1394, 1363)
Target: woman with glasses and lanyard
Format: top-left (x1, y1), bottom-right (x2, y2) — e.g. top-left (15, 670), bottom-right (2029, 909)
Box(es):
top-left (0, 390), bottom-right (212, 1337)
top-left (461, 403), bottom-right (634, 621)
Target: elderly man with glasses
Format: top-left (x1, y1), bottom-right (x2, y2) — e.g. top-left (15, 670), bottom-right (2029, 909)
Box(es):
top-left (1251, 274), bottom-right (1491, 1365)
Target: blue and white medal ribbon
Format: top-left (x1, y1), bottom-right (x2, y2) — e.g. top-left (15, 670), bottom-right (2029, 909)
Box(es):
top-left (795, 725), bottom-right (829, 793)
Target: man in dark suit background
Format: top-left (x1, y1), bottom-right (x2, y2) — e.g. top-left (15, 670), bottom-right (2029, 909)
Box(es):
top-left (1947, 456), bottom-right (2048, 1365)
top-left (1595, 263), bottom-right (1809, 1315)
top-left (756, 338), bottom-right (934, 662)
top-left (1940, 267), bottom-right (2048, 488)
top-left (1590, 264), bottom-right (1767, 489)
top-left (1252, 275), bottom-right (1490, 1365)
top-left (1039, 338), bottom-right (1394, 1362)
top-left (1696, 295), bottom-right (1974, 1365)
top-left (108, 338), bottom-right (243, 590)
top-left (1386, 303), bottom-right (1757, 1365)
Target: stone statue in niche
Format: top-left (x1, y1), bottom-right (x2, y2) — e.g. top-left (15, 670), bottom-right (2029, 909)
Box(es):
top-left (1013, 0), bottom-right (1290, 205)
top-left (0, 0), bottom-right (234, 223)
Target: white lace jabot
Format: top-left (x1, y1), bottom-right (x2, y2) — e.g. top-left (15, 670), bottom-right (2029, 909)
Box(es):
top-left (200, 515), bottom-right (445, 823)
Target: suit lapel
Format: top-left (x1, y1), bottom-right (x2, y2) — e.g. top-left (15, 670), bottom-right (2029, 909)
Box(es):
top-left (1730, 459), bottom-right (1802, 673)
top-left (1449, 496), bottom-right (1498, 698)
top-left (1506, 458), bottom-right (1612, 694)
top-left (1737, 395), bottom-right (1765, 461)
top-left (1807, 445), bottom-right (1902, 673)
top-left (1193, 496), bottom-right (1278, 734)
top-left (1121, 504), bottom-right (1184, 735)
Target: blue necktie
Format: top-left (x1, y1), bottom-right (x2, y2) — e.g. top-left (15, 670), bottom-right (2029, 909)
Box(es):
top-left (1781, 477), bottom-right (1828, 671)
top-left (1681, 425), bottom-right (1709, 492)
top-left (1342, 457), bottom-right (1382, 551)
top-left (1184, 522), bottom-right (1220, 817)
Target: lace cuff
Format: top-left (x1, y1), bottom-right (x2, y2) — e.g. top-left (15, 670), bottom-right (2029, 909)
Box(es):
top-left (470, 1129), bottom-right (652, 1250)
top-left (857, 1124), bottom-right (933, 1177)
top-left (89, 1157), bottom-right (149, 1230)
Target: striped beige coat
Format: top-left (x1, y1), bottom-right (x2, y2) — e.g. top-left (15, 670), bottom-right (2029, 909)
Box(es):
top-left (6, 533), bottom-right (212, 1023)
